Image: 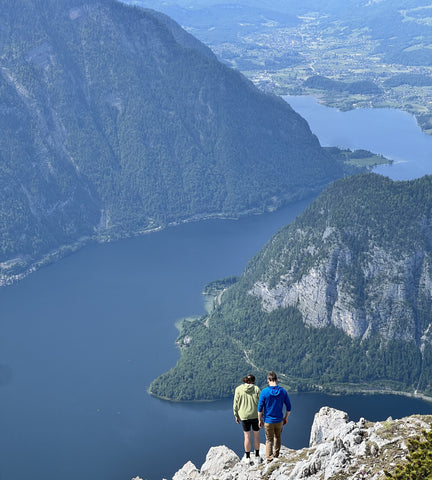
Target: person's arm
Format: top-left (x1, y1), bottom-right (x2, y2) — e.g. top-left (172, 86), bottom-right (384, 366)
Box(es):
top-left (258, 392), bottom-right (264, 428)
top-left (258, 410), bottom-right (264, 428)
top-left (283, 392), bottom-right (291, 425)
top-left (233, 390), bottom-right (240, 423)
top-left (233, 389), bottom-right (240, 423)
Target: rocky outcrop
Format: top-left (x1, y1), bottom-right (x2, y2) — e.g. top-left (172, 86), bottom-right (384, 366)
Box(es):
top-left (250, 246), bottom-right (432, 342)
top-left (247, 175), bottom-right (432, 345)
top-left (134, 407), bottom-right (432, 480)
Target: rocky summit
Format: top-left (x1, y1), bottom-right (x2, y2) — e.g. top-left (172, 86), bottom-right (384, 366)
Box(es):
top-left (132, 406), bottom-right (432, 480)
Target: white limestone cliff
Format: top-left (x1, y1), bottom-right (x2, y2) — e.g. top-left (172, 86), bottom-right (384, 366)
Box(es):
top-left (249, 248), bottom-right (432, 343)
top-left (132, 406), bottom-right (432, 480)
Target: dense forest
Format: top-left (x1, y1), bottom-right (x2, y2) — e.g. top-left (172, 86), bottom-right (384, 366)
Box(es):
top-left (150, 174), bottom-right (432, 400)
top-left (304, 76), bottom-right (382, 95)
top-left (0, 0), bottom-right (351, 283)
top-left (384, 73), bottom-right (432, 88)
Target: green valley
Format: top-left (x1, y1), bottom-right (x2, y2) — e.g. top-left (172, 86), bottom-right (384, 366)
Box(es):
top-left (130, 0), bottom-right (432, 134)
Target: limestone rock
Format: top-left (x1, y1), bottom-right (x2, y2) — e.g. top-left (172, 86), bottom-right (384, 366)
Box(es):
top-left (309, 406), bottom-right (351, 446)
top-left (250, 248), bottom-right (432, 342)
top-left (169, 407), bottom-right (432, 480)
top-left (173, 461), bottom-right (199, 480)
top-left (200, 446), bottom-right (240, 475)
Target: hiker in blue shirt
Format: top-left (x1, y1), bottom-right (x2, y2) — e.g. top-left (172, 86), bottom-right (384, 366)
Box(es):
top-left (258, 371), bottom-right (291, 463)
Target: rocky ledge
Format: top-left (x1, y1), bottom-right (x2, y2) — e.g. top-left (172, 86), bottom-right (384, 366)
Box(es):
top-left (133, 406), bottom-right (431, 480)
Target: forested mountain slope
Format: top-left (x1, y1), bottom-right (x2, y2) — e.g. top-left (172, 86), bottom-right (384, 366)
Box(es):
top-left (150, 174), bottom-right (432, 400)
top-left (0, 0), bottom-right (343, 282)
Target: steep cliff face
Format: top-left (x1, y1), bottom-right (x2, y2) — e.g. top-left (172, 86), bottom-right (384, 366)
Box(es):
top-left (132, 407), bottom-right (432, 480)
top-left (0, 0), bottom-right (343, 283)
top-left (248, 174), bottom-right (432, 346)
top-left (249, 244), bottom-right (432, 343)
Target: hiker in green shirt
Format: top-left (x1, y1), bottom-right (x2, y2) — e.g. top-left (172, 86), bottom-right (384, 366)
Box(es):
top-left (233, 374), bottom-right (262, 465)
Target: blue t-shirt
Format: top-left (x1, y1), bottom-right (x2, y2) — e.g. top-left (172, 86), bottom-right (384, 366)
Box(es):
top-left (258, 385), bottom-right (291, 424)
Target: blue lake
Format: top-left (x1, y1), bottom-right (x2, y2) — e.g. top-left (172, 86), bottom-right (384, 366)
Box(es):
top-left (1, 98), bottom-right (432, 480)
top-left (284, 95), bottom-right (432, 181)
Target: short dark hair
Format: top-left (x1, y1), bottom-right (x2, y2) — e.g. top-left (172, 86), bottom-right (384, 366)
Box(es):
top-left (267, 371), bottom-right (278, 382)
top-left (242, 374), bottom-right (255, 384)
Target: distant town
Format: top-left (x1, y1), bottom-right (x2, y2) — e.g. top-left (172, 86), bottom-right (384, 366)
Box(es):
top-left (209, 10), bottom-right (432, 135)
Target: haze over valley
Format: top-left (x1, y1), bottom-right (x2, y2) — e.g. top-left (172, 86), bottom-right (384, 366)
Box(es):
top-left (126, 0), bottom-right (432, 134)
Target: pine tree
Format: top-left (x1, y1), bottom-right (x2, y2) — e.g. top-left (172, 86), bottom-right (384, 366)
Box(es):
top-left (385, 425), bottom-right (432, 479)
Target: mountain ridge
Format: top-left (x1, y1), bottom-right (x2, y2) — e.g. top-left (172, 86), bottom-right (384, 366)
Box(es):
top-left (0, 0), bottom-right (344, 284)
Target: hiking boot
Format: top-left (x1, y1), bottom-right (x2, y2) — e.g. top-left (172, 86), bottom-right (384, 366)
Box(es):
top-left (241, 455), bottom-right (254, 466)
top-left (253, 455), bottom-right (263, 465)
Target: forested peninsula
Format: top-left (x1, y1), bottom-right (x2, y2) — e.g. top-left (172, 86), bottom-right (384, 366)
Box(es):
top-left (150, 173), bottom-right (432, 401)
top-left (0, 0), bottom-right (353, 285)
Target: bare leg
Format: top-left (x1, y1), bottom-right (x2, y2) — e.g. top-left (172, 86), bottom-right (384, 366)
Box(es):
top-left (243, 431), bottom-right (251, 453)
top-left (252, 429), bottom-right (260, 452)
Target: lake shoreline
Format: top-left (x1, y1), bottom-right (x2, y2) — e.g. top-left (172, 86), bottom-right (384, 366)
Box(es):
top-left (0, 190), bottom-right (321, 290)
top-left (317, 387), bottom-right (432, 404)
top-left (286, 92), bottom-right (432, 137)
top-left (153, 282), bottom-right (432, 405)
top-left (148, 383), bottom-right (432, 405)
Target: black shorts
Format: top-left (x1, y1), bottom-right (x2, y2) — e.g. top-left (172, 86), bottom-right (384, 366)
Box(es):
top-left (241, 418), bottom-right (259, 432)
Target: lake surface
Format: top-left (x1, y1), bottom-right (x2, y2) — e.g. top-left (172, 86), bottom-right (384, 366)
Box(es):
top-left (285, 95), bottom-right (432, 181)
top-left (2, 99), bottom-right (432, 480)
